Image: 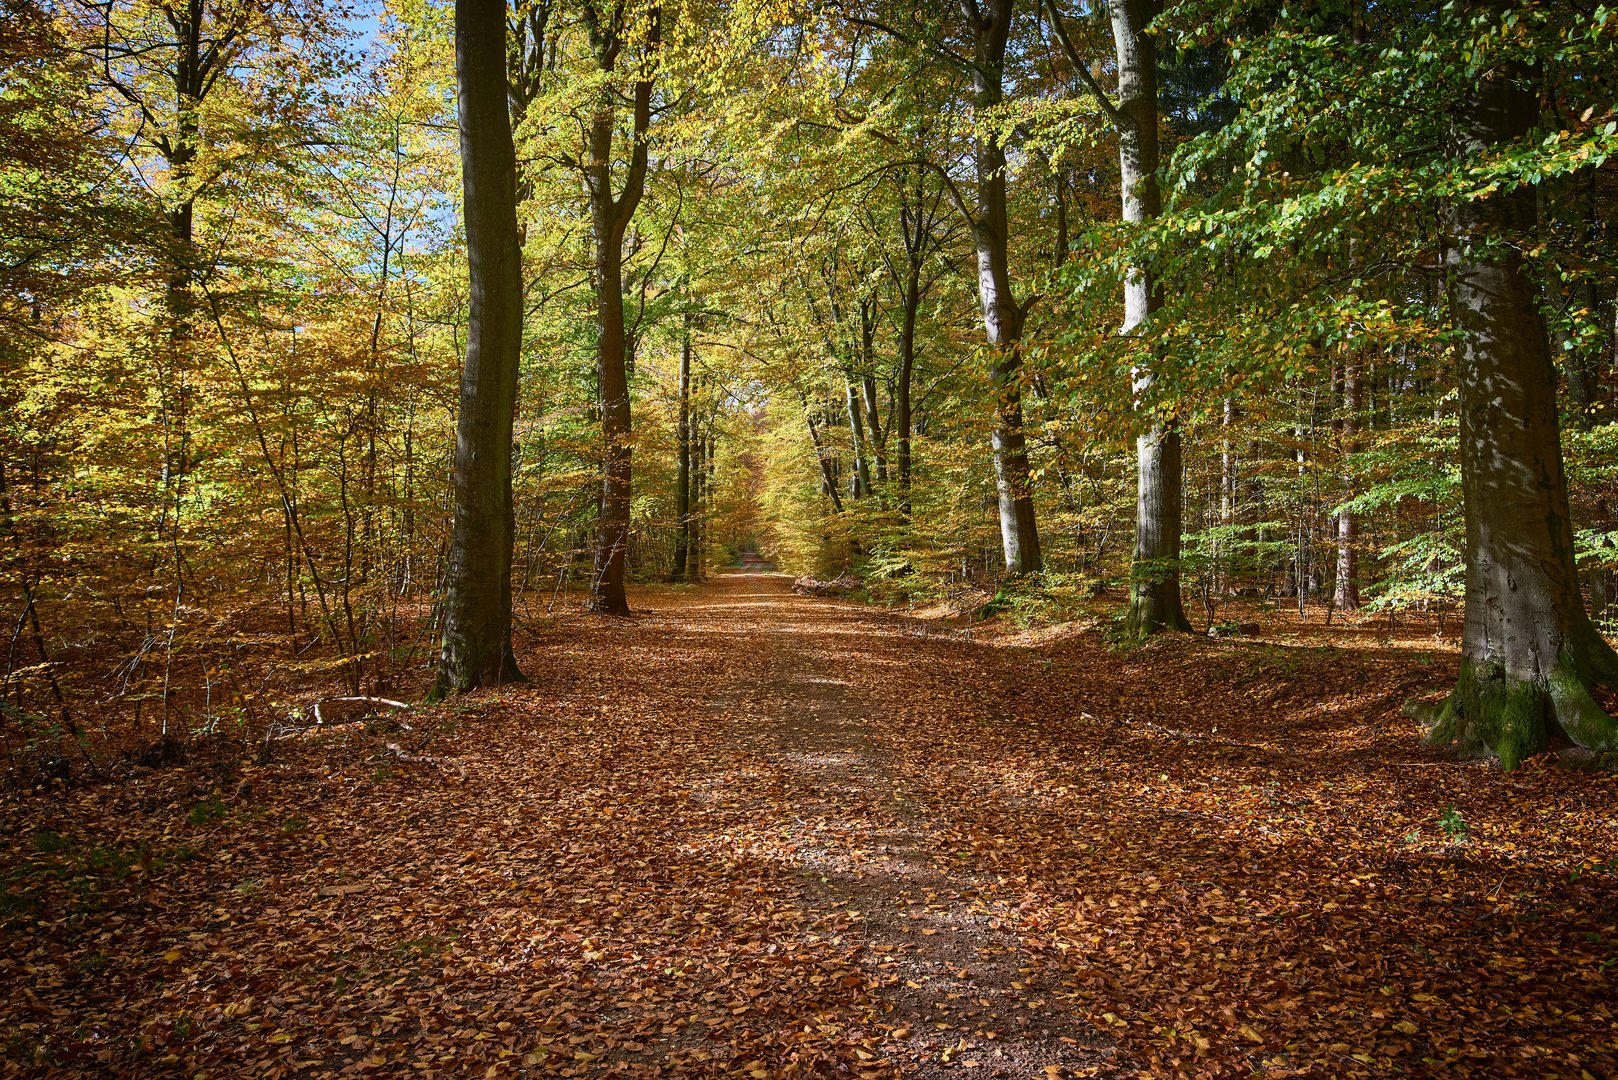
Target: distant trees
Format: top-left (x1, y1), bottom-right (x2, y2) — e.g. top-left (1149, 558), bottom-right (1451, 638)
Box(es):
top-left (3, 0), bottom-right (1617, 775)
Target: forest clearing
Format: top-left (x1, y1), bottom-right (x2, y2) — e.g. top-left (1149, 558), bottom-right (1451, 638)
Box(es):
top-left (5, 0), bottom-right (1618, 1074)
top-left (2, 572), bottom-right (1614, 1078)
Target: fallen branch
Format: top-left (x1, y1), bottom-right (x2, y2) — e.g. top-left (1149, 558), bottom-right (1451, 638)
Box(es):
top-left (792, 575), bottom-right (859, 597)
top-left (313, 695), bottom-right (412, 728)
top-left (384, 741), bottom-right (467, 781)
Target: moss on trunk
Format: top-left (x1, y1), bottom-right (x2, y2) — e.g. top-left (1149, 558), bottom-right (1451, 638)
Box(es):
top-left (1427, 644), bottom-right (1618, 771)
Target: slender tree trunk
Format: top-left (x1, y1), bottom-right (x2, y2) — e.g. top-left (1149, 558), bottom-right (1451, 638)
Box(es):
top-left (671, 321), bottom-right (692, 581)
top-left (581, 4), bottom-right (658, 616)
top-left (895, 219), bottom-right (921, 512)
top-left (436, 0), bottom-right (525, 693)
top-left (846, 378), bottom-right (872, 498)
top-left (805, 401), bottom-right (846, 514)
top-left (690, 420), bottom-right (704, 581)
top-left (863, 373), bottom-right (888, 486)
top-left (965, 0), bottom-right (1041, 576)
top-left (703, 435), bottom-right (716, 571)
top-left (1425, 37), bottom-right (1618, 768)
top-left (1114, 0), bottom-right (1189, 635)
top-left (1334, 359), bottom-right (1361, 611)
top-left (1219, 398), bottom-right (1235, 594)
top-left (591, 234), bottom-right (632, 614)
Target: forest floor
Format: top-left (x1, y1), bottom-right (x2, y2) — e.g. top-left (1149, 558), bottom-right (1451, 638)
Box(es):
top-left (2, 572), bottom-right (1616, 1078)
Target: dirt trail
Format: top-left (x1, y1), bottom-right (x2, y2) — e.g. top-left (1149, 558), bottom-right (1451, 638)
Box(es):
top-left (710, 574), bottom-right (1113, 1076)
top-left (4, 572), bottom-right (1616, 1078)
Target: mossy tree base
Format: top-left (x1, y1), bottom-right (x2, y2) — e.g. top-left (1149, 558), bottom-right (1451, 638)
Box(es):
top-left (430, 649), bottom-right (526, 701)
top-left (1426, 641), bottom-right (1618, 771)
top-left (1125, 556), bottom-right (1193, 639)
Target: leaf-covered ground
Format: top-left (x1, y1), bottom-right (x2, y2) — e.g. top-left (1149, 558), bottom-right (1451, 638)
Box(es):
top-left (2, 573), bottom-right (1615, 1077)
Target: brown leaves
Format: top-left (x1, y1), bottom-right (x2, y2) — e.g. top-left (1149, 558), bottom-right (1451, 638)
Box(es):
top-left (1, 576), bottom-right (1615, 1077)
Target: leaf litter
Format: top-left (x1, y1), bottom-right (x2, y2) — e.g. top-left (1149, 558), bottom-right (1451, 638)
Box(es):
top-left (1, 573), bottom-right (1614, 1077)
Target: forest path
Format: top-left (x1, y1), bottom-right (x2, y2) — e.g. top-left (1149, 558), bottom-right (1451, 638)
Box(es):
top-left (6, 573), bottom-right (1617, 1078)
top-left (705, 573), bottom-right (1115, 1077)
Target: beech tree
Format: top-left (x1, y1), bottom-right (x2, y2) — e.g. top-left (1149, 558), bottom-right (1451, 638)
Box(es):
top-left (437, 0), bottom-right (526, 692)
top-left (1425, 5), bottom-right (1618, 766)
top-left (1048, 0), bottom-right (1192, 634)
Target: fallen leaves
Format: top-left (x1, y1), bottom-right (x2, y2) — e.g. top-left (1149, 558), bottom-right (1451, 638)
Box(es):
top-left (0, 575), bottom-right (1614, 1077)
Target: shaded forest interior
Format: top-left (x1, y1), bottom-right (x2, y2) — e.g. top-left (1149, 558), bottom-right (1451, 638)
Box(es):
top-left (3, 0), bottom-right (1618, 1075)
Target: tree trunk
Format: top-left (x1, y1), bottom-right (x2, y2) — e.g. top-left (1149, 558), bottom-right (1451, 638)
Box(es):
top-left (581, 4), bottom-right (658, 616)
top-left (591, 234), bottom-right (632, 614)
top-left (863, 373), bottom-right (888, 486)
top-left (1114, 0), bottom-right (1189, 636)
top-left (965, 0), bottom-right (1041, 576)
top-left (703, 434), bottom-right (717, 570)
top-left (1426, 40), bottom-right (1618, 768)
top-left (1219, 398), bottom-right (1235, 594)
top-left (671, 320), bottom-right (692, 582)
top-left (690, 420), bottom-right (704, 580)
top-left (895, 205), bottom-right (923, 513)
top-left (437, 0), bottom-right (525, 694)
top-left (1334, 359), bottom-right (1360, 611)
top-left (846, 378), bottom-right (872, 498)
top-left (805, 399), bottom-right (846, 514)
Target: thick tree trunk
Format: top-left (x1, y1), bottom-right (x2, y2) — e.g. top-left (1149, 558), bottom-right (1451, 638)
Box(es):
top-left (1426, 43), bottom-right (1618, 768)
top-left (1114, 0), bottom-right (1189, 636)
top-left (437, 0), bottom-right (525, 693)
top-left (966, 0), bottom-right (1041, 576)
top-left (671, 321), bottom-right (692, 582)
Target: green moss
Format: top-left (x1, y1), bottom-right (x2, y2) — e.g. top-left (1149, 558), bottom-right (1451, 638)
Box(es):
top-left (1426, 659), bottom-right (1548, 771)
top-left (1548, 654), bottom-right (1618, 753)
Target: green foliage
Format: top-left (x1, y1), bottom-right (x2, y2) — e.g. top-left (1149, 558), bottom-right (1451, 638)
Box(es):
top-left (1438, 806), bottom-right (1470, 841)
top-left (185, 795), bottom-right (228, 828)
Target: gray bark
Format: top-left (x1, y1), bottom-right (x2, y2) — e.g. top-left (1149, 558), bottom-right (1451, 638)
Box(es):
top-left (1334, 360), bottom-right (1360, 611)
top-left (963, 0), bottom-right (1042, 576)
top-left (1426, 32), bottom-right (1618, 768)
top-left (1112, 0), bottom-right (1189, 635)
top-left (437, 0), bottom-right (525, 693)
top-left (846, 377), bottom-right (872, 498)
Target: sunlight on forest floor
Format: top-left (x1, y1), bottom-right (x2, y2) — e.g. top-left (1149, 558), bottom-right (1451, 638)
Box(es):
top-left (1, 573), bottom-right (1614, 1077)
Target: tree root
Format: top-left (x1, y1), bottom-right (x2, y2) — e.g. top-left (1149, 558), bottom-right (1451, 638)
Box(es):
top-left (1424, 649), bottom-right (1618, 770)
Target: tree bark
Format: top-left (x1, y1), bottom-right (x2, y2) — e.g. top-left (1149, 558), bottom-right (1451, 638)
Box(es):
top-left (805, 398), bottom-right (846, 515)
top-left (1219, 397), bottom-right (1235, 594)
top-left (671, 319), bottom-right (692, 582)
top-left (1113, 0), bottom-right (1190, 635)
top-left (582, 3), bottom-right (659, 616)
top-left (1334, 359), bottom-right (1360, 611)
top-left (1425, 37), bottom-right (1618, 768)
top-left (964, 0), bottom-right (1042, 576)
top-left (436, 0), bottom-right (525, 693)
top-left (846, 377), bottom-right (872, 499)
